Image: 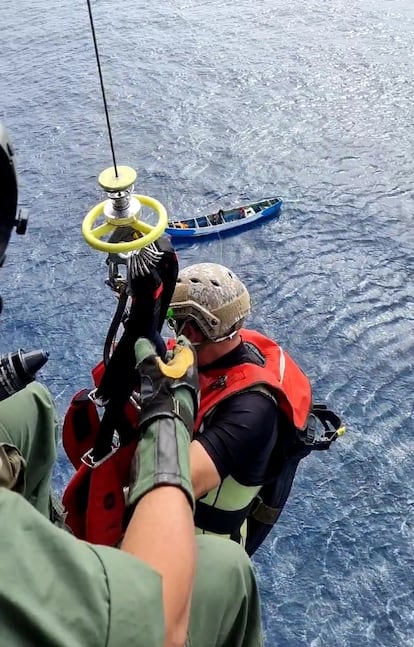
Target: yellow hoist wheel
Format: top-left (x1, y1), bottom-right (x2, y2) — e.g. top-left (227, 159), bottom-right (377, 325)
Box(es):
top-left (82, 166), bottom-right (168, 253)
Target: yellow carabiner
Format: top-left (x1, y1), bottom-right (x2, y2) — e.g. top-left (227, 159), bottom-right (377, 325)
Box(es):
top-left (156, 345), bottom-right (194, 379)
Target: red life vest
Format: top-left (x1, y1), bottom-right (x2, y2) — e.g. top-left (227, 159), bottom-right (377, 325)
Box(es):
top-left (195, 329), bottom-right (312, 432)
top-left (62, 329), bottom-right (311, 546)
top-left (62, 361), bottom-right (140, 547)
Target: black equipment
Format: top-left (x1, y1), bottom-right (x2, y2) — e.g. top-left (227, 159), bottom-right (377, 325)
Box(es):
top-left (0, 121), bottom-right (48, 400)
top-left (0, 349), bottom-right (49, 402)
top-left (0, 122), bottom-right (28, 268)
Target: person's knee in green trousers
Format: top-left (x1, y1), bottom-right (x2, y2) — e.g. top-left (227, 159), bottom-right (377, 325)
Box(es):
top-left (0, 381), bottom-right (58, 517)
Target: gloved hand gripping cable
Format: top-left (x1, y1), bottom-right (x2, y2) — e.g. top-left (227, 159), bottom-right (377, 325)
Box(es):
top-left (127, 336), bottom-right (199, 511)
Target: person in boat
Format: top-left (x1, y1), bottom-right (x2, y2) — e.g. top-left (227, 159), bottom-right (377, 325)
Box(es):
top-left (0, 122), bottom-right (264, 646)
top-left (210, 210), bottom-right (223, 225)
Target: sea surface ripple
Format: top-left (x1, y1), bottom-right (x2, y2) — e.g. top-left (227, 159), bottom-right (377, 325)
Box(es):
top-left (1, 1), bottom-right (413, 645)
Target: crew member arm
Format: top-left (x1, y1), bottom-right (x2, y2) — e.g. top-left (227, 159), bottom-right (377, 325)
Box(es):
top-left (122, 485), bottom-right (195, 647)
top-left (191, 391), bottom-right (279, 498)
top-left (121, 339), bottom-right (197, 647)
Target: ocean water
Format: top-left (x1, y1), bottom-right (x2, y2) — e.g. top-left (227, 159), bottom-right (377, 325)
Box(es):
top-left (1, 0), bottom-right (413, 645)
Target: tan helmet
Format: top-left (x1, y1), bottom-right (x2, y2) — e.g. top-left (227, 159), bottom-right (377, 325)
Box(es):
top-left (170, 263), bottom-right (251, 342)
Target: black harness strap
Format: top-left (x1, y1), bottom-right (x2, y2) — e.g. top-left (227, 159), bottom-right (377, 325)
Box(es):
top-left (194, 499), bottom-right (253, 536)
top-left (245, 404), bottom-right (344, 557)
top-left (91, 237), bottom-right (178, 462)
top-left (250, 498), bottom-right (281, 526)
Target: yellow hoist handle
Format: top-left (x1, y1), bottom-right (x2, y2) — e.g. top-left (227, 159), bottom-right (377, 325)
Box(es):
top-left (81, 166), bottom-right (168, 252)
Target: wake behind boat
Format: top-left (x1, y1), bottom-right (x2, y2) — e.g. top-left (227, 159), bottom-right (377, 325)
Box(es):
top-left (166, 197), bottom-right (283, 240)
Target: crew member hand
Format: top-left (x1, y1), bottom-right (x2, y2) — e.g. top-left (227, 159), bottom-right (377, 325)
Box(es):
top-left (135, 335), bottom-right (199, 436)
top-left (127, 335), bottom-right (199, 512)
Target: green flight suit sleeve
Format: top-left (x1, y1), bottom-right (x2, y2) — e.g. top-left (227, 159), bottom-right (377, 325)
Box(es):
top-left (0, 489), bottom-right (164, 647)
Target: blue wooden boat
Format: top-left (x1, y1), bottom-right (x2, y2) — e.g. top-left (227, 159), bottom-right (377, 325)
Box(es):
top-left (165, 197), bottom-right (282, 240)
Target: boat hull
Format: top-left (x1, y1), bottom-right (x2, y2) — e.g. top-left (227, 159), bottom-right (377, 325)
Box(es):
top-left (165, 198), bottom-right (282, 240)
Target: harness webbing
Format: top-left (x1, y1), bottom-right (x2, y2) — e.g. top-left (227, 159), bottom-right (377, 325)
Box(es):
top-left (92, 238), bottom-right (178, 462)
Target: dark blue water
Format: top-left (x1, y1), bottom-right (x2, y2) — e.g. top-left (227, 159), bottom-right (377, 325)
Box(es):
top-left (1, 1), bottom-right (413, 645)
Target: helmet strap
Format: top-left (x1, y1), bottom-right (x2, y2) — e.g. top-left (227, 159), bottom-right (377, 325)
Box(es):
top-left (210, 329), bottom-right (239, 344)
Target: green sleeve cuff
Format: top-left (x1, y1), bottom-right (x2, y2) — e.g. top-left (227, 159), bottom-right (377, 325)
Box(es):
top-left (128, 416), bottom-right (195, 511)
